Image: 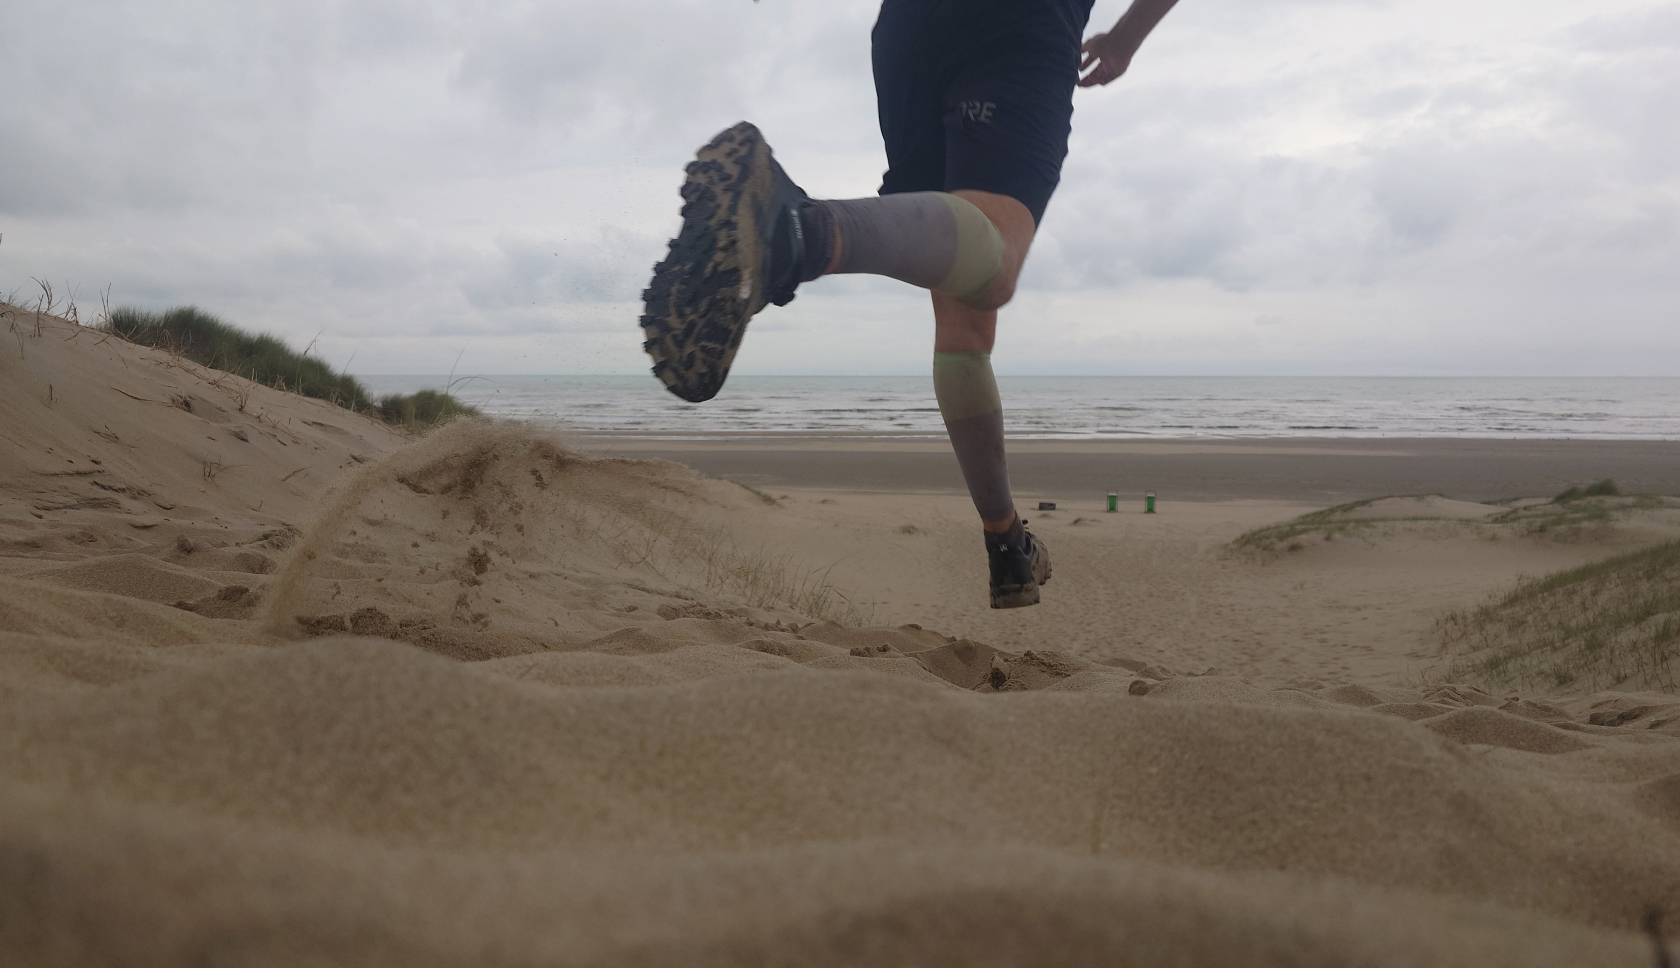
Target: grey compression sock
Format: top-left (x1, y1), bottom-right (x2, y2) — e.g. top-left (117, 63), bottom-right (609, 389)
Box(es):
top-left (826, 193), bottom-right (1003, 300)
top-left (933, 351), bottom-right (1013, 523)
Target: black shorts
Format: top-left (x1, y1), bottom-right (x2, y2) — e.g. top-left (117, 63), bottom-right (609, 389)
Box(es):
top-left (872, 0), bottom-right (1096, 225)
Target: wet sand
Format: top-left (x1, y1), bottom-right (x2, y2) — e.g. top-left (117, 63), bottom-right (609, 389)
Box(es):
top-left (578, 434), bottom-right (1680, 503)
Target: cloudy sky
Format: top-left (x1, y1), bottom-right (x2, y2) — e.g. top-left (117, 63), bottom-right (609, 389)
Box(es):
top-left (3, 0), bottom-right (1677, 376)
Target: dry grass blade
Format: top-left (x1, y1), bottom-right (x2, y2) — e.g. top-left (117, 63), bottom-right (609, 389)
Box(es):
top-left (589, 504), bottom-right (870, 625)
top-left (732, 481), bottom-right (780, 506)
top-left (201, 455), bottom-right (245, 483)
top-left (30, 277), bottom-right (56, 336)
top-left (549, 463), bottom-right (870, 626)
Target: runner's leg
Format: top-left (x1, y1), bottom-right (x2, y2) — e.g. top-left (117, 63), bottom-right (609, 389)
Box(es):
top-left (642, 0), bottom-right (1088, 603)
top-left (860, 0), bottom-right (1089, 604)
top-left (795, 186), bottom-right (1032, 536)
top-left (803, 187), bottom-right (1034, 310)
top-left (926, 189), bottom-right (1035, 534)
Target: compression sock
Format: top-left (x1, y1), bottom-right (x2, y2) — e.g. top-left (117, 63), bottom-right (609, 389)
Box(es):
top-left (933, 350), bottom-right (1014, 523)
top-left (812, 193), bottom-right (1003, 300)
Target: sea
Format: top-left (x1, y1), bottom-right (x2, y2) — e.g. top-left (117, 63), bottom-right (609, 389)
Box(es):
top-left (354, 375), bottom-right (1680, 441)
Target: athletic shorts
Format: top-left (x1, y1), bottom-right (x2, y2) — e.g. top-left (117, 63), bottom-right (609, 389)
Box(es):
top-left (872, 0), bottom-right (1097, 225)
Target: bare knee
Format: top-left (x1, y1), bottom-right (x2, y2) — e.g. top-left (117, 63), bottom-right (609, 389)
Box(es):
top-left (932, 292), bottom-right (997, 352)
top-left (957, 266), bottom-right (1020, 311)
top-left (948, 189), bottom-right (1034, 312)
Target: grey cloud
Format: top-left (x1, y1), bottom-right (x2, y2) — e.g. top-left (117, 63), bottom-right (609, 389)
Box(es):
top-left (333, 0), bottom-right (443, 57)
top-left (1366, 144), bottom-right (1464, 248)
top-left (1034, 150), bottom-right (1385, 292)
top-left (0, 135), bottom-right (89, 217)
top-left (1023, 1), bottom-right (1680, 310)
top-left (462, 228), bottom-right (661, 312)
top-left (0, 0), bottom-right (326, 216)
top-left (452, 0), bottom-right (883, 159)
top-left (263, 227), bottom-right (435, 293)
top-left (1574, 4), bottom-right (1680, 51)
top-left (455, 4), bottom-right (748, 130)
top-left (3, 0), bottom-right (1678, 376)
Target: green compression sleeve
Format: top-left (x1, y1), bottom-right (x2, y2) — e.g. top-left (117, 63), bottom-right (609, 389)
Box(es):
top-left (933, 351), bottom-right (1013, 522)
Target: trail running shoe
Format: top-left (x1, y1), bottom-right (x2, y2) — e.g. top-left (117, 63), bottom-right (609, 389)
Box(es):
top-left (640, 121), bottom-right (815, 403)
top-left (987, 517), bottom-right (1051, 609)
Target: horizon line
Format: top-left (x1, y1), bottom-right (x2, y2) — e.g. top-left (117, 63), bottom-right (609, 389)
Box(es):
top-left (348, 372), bottom-right (1680, 380)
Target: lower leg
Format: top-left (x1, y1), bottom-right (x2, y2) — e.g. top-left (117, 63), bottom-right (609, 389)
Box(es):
top-left (932, 293), bottom-right (1017, 534)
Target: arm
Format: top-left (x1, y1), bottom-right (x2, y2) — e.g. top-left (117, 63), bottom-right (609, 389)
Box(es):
top-left (1078, 0), bottom-right (1180, 88)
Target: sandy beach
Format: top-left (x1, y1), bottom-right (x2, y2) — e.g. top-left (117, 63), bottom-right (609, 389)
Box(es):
top-left (581, 432), bottom-right (1680, 502)
top-left (3, 305), bottom-right (1678, 965)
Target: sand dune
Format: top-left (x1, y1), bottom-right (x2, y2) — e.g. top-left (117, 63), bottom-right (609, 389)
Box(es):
top-left (2, 307), bottom-right (1678, 964)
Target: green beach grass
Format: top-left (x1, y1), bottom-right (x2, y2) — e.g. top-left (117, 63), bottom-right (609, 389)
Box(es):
top-left (1435, 539), bottom-right (1680, 692)
top-left (104, 306), bottom-right (476, 431)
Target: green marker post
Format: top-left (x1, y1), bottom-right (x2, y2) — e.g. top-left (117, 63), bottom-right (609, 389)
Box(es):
top-left (1145, 492), bottom-right (1156, 514)
top-left (1106, 492), bottom-right (1118, 513)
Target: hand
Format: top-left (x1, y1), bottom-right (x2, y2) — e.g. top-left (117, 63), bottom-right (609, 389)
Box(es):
top-left (1078, 31), bottom-right (1137, 87)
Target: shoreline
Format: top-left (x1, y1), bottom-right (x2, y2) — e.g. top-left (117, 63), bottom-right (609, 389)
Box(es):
top-left (574, 434), bottom-right (1680, 503)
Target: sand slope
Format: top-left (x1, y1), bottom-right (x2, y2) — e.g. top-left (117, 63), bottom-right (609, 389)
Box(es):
top-left (2, 308), bottom-right (1678, 965)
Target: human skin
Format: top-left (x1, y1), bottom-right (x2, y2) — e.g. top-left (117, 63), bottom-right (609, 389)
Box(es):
top-left (934, 0), bottom-right (1187, 346)
top-left (928, 189), bottom-right (1036, 533)
top-left (939, 0), bottom-right (1182, 531)
top-left (900, 0), bottom-right (1186, 532)
top-left (1080, 0), bottom-right (1183, 88)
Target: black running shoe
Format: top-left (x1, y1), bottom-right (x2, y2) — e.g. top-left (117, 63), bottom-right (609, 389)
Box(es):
top-left (640, 121), bottom-right (815, 403)
top-left (986, 517), bottom-right (1051, 609)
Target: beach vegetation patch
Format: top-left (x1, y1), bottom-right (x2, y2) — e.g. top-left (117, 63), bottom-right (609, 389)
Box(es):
top-left (730, 481), bottom-right (780, 506)
top-left (1435, 539), bottom-right (1680, 692)
top-left (1554, 478), bottom-right (1620, 502)
top-left (374, 389), bottom-right (476, 432)
top-left (1228, 496), bottom-right (1438, 555)
top-left (1483, 493), bottom-right (1672, 537)
top-left (561, 478), bottom-right (865, 625)
top-left (1233, 492), bottom-right (1679, 557)
top-left (102, 305), bottom-right (477, 431)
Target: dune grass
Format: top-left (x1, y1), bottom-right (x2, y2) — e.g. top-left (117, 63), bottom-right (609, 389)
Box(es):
top-left (374, 389), bottom-right (478, 432)
top-left (1435, 539), bottom-right (1680, 692)
top-left (1554, 478), bottom-right (1620, 502)
top-left (697, 540), bottom-right (869, 625)
top-left (1232, 488), bottom-right (1676, 555)
top-left (730, 481), bottom-right (781, 507)
top-left (1227, 496), bottom-right (1442, 554)
top-left (651, 514), bottom-right (869, 626)
top-left (103, 306), bottom-right (476, 430)
top-left (1483, 493), bottom-right (1673, 537)
top-left (572, 487), bottom-right (870, 626)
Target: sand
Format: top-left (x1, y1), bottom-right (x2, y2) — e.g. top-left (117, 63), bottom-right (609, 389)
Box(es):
top-left (581, 432), bottom-right (1680, 502)
top-left (2, 304), bottom-right (1678, 965)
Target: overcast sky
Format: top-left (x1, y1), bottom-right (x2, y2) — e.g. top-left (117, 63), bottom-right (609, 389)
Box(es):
top-left (3, 0), bottom-right (1678, 376)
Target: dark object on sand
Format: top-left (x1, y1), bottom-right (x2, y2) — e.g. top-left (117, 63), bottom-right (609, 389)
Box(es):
top-left (1037, 501), bottom-right (1056, 511)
